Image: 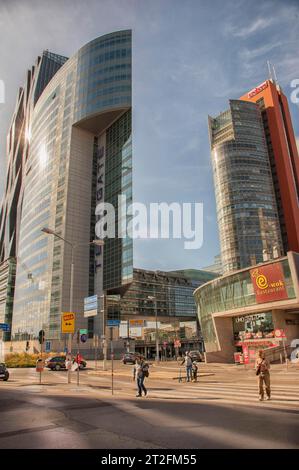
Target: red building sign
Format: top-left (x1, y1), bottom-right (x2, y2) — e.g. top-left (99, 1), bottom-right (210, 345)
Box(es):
top-left (250, 263), bottom-right (288, 304)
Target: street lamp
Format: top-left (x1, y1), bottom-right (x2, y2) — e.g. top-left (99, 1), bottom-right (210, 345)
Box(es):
top-left (148, 295), bottom-right (159, 362)
top-left (41, 227), bottom-right (104, 383)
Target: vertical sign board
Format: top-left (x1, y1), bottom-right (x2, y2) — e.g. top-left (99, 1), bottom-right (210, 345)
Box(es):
top-left (84, 295), bottom-right (98, 318)
top-left (61, 313), bottom-right (75, 334)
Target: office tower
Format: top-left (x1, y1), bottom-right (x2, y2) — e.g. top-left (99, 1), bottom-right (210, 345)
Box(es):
top-left (208, 100), bottom-right (282, 273)
top-left (0, 51), bottom-right (68, 263)
top-left (0, 51), bottom-right (68, 339)
top-left (239, 79), bottom-right (299, 254)
top-left (0, 30), bottom-right (132, 341)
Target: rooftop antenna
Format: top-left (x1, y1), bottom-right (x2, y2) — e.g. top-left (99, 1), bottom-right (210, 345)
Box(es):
top-left (267, 60), bottom-right (273, 81)
top-left (272, 63), bottom-right (279, 86)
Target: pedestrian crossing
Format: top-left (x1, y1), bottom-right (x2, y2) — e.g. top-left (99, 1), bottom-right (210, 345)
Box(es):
top-left (128, 381), bottom-right (299, 411)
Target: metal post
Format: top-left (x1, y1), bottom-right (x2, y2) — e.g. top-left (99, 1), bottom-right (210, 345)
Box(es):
top-left (127, 319), bottom-right (130, 352)
top-left (103, 292), bottom-right (107, 371)
top-left (94, 334), bottom-right (98, 371)
top-left (77, 330), bottom-right (80, 386)
top-left (155, 298), bottom-right (159, 363)
top-left (40, 338), bottom-right (43, 385)
top-left (68, 246), bottom-right (74, 384)
top-left (111, 331), bottom-right (114, 395)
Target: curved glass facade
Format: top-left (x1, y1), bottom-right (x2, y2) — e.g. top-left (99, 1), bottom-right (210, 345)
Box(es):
top-left (194, 256), bottom-right (296, 351)
top-left (11, 30), bottom-right (132, 340)
top-left (209, 100), bottom-right (282, 273)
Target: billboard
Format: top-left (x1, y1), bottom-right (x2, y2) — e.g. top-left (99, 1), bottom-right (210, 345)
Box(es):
top-left (250, 263), bottom-right (288, 304)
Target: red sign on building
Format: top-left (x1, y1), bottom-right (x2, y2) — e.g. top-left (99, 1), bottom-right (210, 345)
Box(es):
top-left (248, 80), bottom-right (268, 98)
top-left (250, 263), bottom-right (288, 304)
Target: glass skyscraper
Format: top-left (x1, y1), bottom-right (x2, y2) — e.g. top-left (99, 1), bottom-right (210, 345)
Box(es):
top-left (1, 30), bottom-right (132, 341)
top-left (208, 100), bottom-right (282, 273)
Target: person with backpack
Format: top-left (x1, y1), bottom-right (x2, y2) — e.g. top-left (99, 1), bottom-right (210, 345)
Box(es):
top-left (181, 351), bottom-right (193, 382)
top-left (255, 349), bottom-right (271, 401)
top-left (133, 356), bottom-right (149, 397)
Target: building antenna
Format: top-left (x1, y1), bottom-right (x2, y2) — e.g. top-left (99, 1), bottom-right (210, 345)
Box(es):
top-left (272, 63), bottom-right (279, 86)
top-left (267, 60), bottom-right (273, 81)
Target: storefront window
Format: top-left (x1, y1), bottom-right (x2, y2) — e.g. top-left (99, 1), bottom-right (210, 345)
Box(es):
top-left (233, 312), bottom-right (274, 341)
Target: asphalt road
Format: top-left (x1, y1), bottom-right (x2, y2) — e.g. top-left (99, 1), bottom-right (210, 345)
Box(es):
top-left (0, 362), bottom-right (298, 449)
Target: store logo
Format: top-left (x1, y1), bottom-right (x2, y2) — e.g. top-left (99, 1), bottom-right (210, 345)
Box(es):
top-left (250, 263), bottom-right (288, 304)
top-left (248, 80), bottom-right (268, 99)
top-left (251, 271), bottom-right (268, 290)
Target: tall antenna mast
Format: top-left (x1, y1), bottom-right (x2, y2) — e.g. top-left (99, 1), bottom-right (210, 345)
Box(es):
top-left (267, 60), bottom-right (273, 81)
top-left (272, 63), bottom-right (279, 85)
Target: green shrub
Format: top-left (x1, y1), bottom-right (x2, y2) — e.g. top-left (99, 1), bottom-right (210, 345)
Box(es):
top-left (4, 352), bottom-right (58, 368)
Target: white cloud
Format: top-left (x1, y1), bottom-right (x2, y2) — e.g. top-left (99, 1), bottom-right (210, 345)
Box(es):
top-left (227, 16), bottom-right (276, 38)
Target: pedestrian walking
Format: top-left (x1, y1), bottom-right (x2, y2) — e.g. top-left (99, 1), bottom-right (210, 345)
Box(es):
top-left (181, 351), bottom-right (193, 382)
top-left (133, 356), bottom-right (149, 397)
top-left (255, 350), bottom-right (271, 401)
top-left (192, 361), bottom-right (198, 382)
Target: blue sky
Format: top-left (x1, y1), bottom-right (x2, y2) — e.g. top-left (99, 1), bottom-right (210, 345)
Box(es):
top-left (0, 0), bottom-right (298, 271)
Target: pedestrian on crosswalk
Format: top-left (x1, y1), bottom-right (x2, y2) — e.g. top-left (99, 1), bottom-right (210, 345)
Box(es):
top-left (181, 351), bottom-right (193, 382)
top-left (255, 350), bottom-right (271, 401)
top-left (133, 356), bottom-right (149, 397)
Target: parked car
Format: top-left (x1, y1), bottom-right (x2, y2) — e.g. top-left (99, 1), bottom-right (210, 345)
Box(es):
top-left (45, 356), bottom-right (87, 371)
top-left (189, 351), bottom-right (204, 362)
top-left (0, 363), bottom-right (9, 381)
top-left (122, 352), bottom-right (139, 364)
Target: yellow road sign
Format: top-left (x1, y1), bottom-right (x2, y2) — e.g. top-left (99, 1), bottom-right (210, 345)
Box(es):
top-left (61, 312), bottom-right (75, 334)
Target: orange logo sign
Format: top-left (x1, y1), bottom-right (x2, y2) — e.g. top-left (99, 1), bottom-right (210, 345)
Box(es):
top-left (250, 263), bottom-right (288, 304)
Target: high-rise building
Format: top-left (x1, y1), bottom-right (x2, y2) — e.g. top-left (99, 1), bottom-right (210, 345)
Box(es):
top-left (1, 30), bottom-right (132, 342)
top-left (239, 79), bottom-right (299, 254)
top-left (0, 51), bottom-right (68, 339)
top-left (208, 99), bottom-right (282, 273)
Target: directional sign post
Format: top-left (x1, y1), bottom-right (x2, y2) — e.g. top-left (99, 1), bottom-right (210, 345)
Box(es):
top-left (84, 295), bottom-right (98, 318)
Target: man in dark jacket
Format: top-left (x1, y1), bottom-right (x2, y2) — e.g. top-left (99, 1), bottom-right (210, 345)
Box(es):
top-left (133, 357), bottom-right (148, 397)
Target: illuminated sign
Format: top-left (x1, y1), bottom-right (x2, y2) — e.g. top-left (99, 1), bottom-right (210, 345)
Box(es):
top-left (248, 81), bottom-right (268, 99)
top-left (250, 263), bottom-right (288, 304)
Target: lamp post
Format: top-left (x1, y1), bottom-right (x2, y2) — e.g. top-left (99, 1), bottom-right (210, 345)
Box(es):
top-left (41, 227), bottom-right (104, 383)
top-left (148, 295), bottom-right (159, 362)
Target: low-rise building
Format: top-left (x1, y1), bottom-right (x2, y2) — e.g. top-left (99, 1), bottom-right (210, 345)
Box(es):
top-left (194, 251), bottom-right (299, 363)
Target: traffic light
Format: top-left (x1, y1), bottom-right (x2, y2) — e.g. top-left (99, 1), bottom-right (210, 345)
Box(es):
top-left (38, 330), bottom-right (45, 344)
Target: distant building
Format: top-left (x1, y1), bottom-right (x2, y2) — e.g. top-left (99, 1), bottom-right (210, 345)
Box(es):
top-left (107, 267), bottom-right (218, 357)
top-left (200, 254), bottom-right (223, 275)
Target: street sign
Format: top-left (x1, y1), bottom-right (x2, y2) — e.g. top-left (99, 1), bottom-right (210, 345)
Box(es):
top-left (45, 341), bottom-right (51, 353)
top-left (84, 295), bottom-right (98, 318)
top-left (107, 319), bottom-right (121, 326)
top-left (80, 334), bottom-right (88, 343)
top-left (36, 359), bottom-right (45, 372)
top-left (129, 319), bottom-right (144, 327)
top-left (0, 323), bottom-right (10, 332)
top-left (61, 312), bottom-right (75, 334)
top-left (80, 329), bottom-right (88, 335)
